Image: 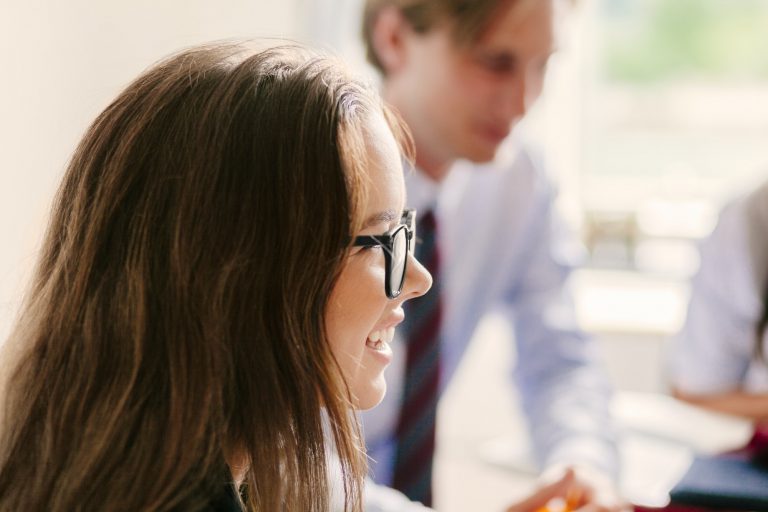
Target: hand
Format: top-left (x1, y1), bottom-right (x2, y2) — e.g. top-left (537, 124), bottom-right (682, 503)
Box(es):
top-left (504, 467), bottom-right (576, 512)
top-left (535, 464), bottom-right (630, 512)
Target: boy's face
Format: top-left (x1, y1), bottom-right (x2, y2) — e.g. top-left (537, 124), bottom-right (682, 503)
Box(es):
top-left (386, 0), bottom-right (558, 166)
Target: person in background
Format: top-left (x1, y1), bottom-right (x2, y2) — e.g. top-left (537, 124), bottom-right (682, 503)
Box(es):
top-left (0, 41), bottom-right (434, 512)
top-left (359, 0), bottom-right (627, 510)
top-left (669, 180), bottom-right (768, 454)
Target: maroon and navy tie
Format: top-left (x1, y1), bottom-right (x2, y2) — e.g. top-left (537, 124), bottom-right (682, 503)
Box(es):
top-left (392, 210), bottom-right (442, 506)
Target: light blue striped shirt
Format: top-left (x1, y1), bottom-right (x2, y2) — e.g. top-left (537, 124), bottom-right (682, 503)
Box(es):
top-left (669, 184), bottom-right (768, 395)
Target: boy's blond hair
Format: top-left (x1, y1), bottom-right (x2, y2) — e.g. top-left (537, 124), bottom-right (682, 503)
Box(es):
top-left (362, 0), bottom-right (538, 73)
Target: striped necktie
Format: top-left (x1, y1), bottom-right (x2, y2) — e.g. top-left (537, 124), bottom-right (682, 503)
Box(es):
top-left (392, 210), bottom-right (442, 506)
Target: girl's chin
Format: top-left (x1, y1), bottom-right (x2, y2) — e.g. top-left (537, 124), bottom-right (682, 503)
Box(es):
top-left (353, 379), bottom-right (387, 411)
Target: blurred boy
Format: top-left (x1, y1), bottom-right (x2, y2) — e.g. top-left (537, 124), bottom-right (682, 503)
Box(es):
top-left (360, 1), bottom-right (626, 510)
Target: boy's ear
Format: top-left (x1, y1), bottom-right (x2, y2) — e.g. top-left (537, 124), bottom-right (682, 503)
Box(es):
top-left (370, 5), bottom-right (411, 74)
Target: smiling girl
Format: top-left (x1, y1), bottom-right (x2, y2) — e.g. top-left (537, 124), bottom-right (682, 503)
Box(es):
top-left (0, 42), bottom-right (431, 512)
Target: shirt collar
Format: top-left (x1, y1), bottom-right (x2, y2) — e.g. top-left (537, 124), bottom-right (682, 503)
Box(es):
top-left (403, 161), bottom-right (441, 218)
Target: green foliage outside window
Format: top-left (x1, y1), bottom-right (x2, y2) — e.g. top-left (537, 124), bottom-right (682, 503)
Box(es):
top-left (602, 0), bottom-right (768, 83)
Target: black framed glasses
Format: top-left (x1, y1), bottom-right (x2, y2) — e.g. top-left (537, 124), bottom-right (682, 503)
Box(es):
top-left (352, 209), bottom-right (416, 299)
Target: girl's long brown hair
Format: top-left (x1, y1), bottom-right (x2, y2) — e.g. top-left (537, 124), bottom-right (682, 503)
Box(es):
top-left (0, 42), bottom-right (404, 511)
top-left (743, 181), bottom-right (768, 365)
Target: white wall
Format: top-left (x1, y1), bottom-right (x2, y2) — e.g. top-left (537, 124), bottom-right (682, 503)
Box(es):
top-left (0, 1), bottom-right (303, 342)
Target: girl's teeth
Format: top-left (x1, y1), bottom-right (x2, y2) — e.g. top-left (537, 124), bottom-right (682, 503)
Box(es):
top-left (367, 327), bottom-right (396, 349)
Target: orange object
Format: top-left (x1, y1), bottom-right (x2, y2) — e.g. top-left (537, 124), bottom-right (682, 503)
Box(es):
top-left (566, 487), bottom-right (582, 510)
top-left (536, 488), bottom-right (582, 512)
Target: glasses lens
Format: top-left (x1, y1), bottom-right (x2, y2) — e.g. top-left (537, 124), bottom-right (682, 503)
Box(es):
top-left (389, 227), bottom-right (407, 295)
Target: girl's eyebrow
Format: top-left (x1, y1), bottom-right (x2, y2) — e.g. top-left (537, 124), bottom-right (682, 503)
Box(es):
top-left (363, 209), bottom-right (398, 228)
